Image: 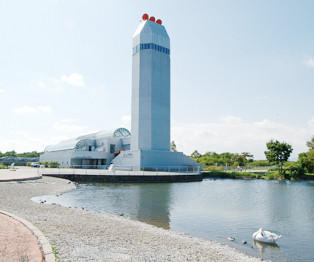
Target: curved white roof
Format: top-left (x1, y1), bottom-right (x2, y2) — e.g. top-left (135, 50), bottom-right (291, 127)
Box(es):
top-left (44, 128), bottom-right (131, 152)
top-left (44, 139), bottom-right (79, 152)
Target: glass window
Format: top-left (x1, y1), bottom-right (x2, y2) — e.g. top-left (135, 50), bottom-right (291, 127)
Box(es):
top-left (110, 144), bottom-right (115, 154)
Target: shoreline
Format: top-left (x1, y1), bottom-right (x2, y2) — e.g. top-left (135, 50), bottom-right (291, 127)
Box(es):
top-left (0, 177), bottom-right (265, 261)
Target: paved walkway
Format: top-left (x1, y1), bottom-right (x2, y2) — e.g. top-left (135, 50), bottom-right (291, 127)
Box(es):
top-left (0, 166), bottom-right (42, 182)
top-left (0, 212), bottom-right (44, 262)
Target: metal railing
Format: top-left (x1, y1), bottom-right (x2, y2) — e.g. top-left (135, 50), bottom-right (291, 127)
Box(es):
top-left (202, 165), bottom-right (274, 172)
top-left (39, 165), bottom-right (201, 176)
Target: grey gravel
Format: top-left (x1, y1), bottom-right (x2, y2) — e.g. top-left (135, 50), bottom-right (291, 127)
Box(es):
top-left (0, 177), bottom-right (265, 262)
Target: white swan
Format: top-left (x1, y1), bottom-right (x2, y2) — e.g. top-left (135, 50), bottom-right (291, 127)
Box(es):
top-left (253, 228), bottom-right (282, 244)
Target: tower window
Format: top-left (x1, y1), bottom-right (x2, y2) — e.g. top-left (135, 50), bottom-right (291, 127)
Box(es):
top-left (134, 43), bottom-right (170, 55)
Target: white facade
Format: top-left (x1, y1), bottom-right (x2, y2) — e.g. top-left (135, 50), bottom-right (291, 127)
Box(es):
top-left (131, 19), bottom-right (170, 151)
top-left (40, 128), bottom-right (130, 168)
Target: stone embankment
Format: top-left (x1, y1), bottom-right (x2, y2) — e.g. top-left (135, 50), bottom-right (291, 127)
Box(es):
top-left (0, 176), bottom-right (265, 262)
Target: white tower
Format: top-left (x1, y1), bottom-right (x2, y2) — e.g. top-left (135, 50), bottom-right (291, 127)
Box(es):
top-left (131, 15), bottom-right (170, 151)
top-left (113, 14), bottom-right (200, 171)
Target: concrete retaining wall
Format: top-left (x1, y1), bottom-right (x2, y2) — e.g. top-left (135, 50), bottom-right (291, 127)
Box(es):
top-left (43, 173), bottom-right (203, 183)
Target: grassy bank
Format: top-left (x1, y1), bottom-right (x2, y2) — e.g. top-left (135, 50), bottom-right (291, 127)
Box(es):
top-left (202, 170), bottom-right (314, 181)
top-left (202, 171), bottom-right (266, 179)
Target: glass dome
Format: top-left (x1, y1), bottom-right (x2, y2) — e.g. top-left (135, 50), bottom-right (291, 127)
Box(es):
top-left (113, 128), bottom-right (131, 138)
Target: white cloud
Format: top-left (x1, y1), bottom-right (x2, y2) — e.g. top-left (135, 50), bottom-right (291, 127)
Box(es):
top-left (13, 106), bottom-right (37, 114)
top-left (172, 116), bottom-right (311, 160)
top-left (38, 81), bottom-right (47, 89)
top-left (53, 120), bottom-right (87, 132)
top-left (61, 73), bottom-right (85, 87)
top-left (12, 105), bottom-right (52, 115)
top-left (0, 89), bottom-right (5, 93)
top-left (37, 106), bottom-right (52, 112)
top-left (303, 56), bottom-right (314, 68)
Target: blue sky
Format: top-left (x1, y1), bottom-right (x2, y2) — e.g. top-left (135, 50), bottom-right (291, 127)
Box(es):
top-left (0, 0), bottom-right (313, 160)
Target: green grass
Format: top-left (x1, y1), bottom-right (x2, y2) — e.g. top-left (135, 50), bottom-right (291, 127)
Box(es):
top-left (51, 245), bottom-right (61, 262)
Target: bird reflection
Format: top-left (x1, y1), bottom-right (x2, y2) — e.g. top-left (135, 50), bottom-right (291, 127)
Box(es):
top-left (253, 240), bottom-right (280, 255)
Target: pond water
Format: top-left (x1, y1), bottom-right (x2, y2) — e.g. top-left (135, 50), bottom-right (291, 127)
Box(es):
top-left (32, 178), bottom-right (314, 261)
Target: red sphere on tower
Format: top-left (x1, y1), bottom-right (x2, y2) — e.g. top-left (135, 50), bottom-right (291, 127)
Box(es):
top-left (149, 16), bottom-right (155, 22)
top-left (142, 14), bottom-right (149, 20)
top-left (156, 19), bottom-right (162, 25)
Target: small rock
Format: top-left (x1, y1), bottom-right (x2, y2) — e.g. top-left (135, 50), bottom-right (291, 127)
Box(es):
top-left (242, 240), bottom-right (247, 244)
top-left (227, 237), bottom-right (235, 241)
top-left (119, 214), bottom-right (124, 216)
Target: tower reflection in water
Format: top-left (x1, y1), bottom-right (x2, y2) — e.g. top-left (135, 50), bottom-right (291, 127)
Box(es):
top-left (78, 183), bottom-right (173, 230)
top-left (134, 183), bottom-right (172, 229)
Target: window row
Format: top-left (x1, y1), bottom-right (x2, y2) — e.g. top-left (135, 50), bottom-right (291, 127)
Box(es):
top-left (133, 43), bottom-right (170, 55)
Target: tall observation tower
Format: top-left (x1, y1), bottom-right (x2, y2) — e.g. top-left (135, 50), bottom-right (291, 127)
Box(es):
top-left (113, 14), bottom-right (200, 171)
top-left (131, 14), bottom-right (170, 151)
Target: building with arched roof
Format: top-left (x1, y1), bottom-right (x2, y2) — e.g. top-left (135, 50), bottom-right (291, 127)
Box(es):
top-left (40, 15), bottom-right (200, 172)
top-left (40, 128), bottom-right (130, 168)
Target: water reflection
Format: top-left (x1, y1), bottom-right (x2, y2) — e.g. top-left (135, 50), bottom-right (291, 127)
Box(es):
top-left (135, 184), bottom-right (172, 229)
top-left (253, 240), bottom-right (280, 255)
top-left (32, 179), bottom-right (314, 262)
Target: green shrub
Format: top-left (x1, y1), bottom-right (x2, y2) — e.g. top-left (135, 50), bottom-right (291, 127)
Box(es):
top-left (0, 164), bottom-right (8, 169)
top-left (265, 170), bottom-right (283, 180)
top-left (38, 161), bottom-right (59, 168)
top-left (48, 161), bottom-right (59, 168)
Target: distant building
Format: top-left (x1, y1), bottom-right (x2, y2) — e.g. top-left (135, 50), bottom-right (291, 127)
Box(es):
top-left (40, 128), bottom-right (130, 168)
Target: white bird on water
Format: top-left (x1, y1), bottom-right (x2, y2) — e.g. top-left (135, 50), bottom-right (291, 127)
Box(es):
top-left (253, 228), bottom-right (282, 244)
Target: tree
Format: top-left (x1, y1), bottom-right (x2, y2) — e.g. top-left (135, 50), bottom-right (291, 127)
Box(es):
top-left (4, 150), bottom-right (16, 157)
top-left (170, 141), bottom-right (177, 151)
top-left (298, 151), bottom-right (314, 174)
top-left (264, 140), bottom-right (293, 176)
top-left (298, 135), bottom-right (314, 174)
top-left (191, 150), bottom-right (201, 158)
top-left (306, 136), bottom-right (314, 151)
top-left (235, 152), bottom-right (254, 166)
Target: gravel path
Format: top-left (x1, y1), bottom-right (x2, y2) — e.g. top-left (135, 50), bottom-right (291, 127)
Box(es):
top-left (0, 177), bottom-right (265, 261)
